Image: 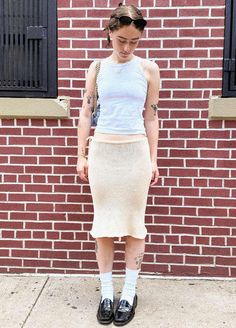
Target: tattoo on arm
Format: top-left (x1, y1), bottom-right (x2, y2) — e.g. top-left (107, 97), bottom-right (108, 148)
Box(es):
top-left (78, 146), bottom-right (86, 157)
top-left (86, 95), bottom-right (95, 112)
top-left (135, 252), bottom-right (144, 270)
top-left (86, 95), bottom-right (93, 105)
top-left (151, 104), bottom-right (158, 116)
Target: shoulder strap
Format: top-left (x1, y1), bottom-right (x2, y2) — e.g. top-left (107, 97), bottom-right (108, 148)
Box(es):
top-left (95, 60), bottom-right (101, 81)
top-left (94, 60), bottom-right (101, 110)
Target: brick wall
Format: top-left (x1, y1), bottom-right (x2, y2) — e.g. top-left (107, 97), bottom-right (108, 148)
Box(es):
top-left (1, 0), bottom-right (235, 277)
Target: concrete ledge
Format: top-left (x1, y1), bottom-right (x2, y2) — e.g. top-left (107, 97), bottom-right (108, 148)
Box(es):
top-left (209, 96), bottom-right (236, 120)
top-left (0, 96), bottom-right (70, 119)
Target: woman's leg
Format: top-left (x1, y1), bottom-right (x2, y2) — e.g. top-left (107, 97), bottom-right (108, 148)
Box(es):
top-left (96, 237), bottom-right (115, 301)
top-left (120, 236), bottom-right (145, 304)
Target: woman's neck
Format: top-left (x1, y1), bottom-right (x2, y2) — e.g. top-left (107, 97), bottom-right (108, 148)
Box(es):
top-left (109, 52), bottom-right (134, 64)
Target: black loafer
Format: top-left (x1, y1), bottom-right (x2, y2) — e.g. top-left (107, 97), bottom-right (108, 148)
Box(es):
top-left (113, 295), bottom-right (138, 326)
top-left (97, 298), bottom-right (114, 325)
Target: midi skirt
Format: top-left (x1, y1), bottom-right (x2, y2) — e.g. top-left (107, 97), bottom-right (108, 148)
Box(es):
top-left (88, 137), bottom-right (152, 239)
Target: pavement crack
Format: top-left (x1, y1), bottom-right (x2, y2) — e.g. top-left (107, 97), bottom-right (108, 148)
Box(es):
top-left (21, 276), bottom-right (50, 328)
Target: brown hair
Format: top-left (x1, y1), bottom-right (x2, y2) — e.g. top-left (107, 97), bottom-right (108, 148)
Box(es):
top-left (104, 3), bottom-right (146, 47)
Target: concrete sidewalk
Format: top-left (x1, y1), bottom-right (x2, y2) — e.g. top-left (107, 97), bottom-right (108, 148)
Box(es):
top-left (1, 275), bottom-right (236, 328)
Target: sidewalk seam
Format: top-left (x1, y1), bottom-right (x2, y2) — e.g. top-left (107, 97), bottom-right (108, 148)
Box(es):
top-left (21, 276), bottom-right (50, 328)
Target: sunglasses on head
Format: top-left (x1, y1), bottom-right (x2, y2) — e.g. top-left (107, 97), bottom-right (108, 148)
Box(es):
top-left (114, 16), bottom-right (147, 29)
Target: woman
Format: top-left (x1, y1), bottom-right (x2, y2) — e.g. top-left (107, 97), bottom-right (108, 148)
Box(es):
top-left (77, 3), bottom-right (160, 326)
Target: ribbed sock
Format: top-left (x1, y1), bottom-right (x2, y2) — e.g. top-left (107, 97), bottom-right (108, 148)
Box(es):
top-left (120, 268), bottom-right (139, 305)
top-left (100, 271), bottom-right (113, 301)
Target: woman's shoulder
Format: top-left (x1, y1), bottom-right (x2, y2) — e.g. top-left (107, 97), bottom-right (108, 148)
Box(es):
top-left (139, 57), bottom-right (159, 72)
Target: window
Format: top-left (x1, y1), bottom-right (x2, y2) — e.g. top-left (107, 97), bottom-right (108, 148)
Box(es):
top-left (222, 0), bottom-right (236, 97)
top-left (0, 0), bottom-right (57, 98)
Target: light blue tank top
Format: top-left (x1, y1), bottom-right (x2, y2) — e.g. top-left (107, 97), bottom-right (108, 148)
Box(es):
top-left (95, 56), bottom-right (148, 135)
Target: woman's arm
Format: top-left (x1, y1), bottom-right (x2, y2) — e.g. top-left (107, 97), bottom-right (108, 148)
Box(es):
top-left (77, 61), bottom-right (97, 182)
top-left (143, 60), bottom-right (160, 186)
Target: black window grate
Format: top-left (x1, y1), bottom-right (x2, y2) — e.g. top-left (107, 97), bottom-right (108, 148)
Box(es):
top-left (222, 0), bottom-right (236, 97)
top-left (0, 0), bottom-right (57, 98)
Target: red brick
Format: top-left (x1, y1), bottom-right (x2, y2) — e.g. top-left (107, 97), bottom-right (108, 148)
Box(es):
top-left (172, 0), bottom-right (200, 5)
top-left (181, 236), bottom-right (194, 244)
top-left (24, 259), bottom-right (51, 267)
top-left (200, 266), bottom-right (229, 277)
top-left (25, 147), bottom-right (52, 155)
top-left (2, 230), bottom-right (15, 238)
top-left (212, 237), bottom-right (225, 246)
top-left (0, 165), bottom-right (24, 174)
top-left (202, 247), bottom-right (231, 256)
top-left (12, 250), bottom-right (38, 258)
top-left (54, 241), bottom-right (81, 250)
top-left (184, 217), bottom-right (212, 226)
top-left (211, 28), bottom-right (224, 37)
top-left (16, 231), bottom-right (31, 239)
top-left (202, 0), bottom-right (225, 5)
top-left (230, 268), bottom-right (236, 277)
top-left (184, 197), bottom-right (212, 206)
top-left (173, 246), bottom-right (200, 254)
top-left (157, 255), bottom-right (183, 264)
top-left (179, 8), bottom-right (209, 16)
top-left (0, 249), bottom-right (9, 256)
top-left (25, 222), bottom-right (52, 230)
top-left (72, 19), bottom-right (100, 29)
top-left (214, 198), bottom-right (236, 208)
top-left (0, 220), bottom-right (23, 229)
top-left (25, 241), bottom-right (52, 249)
top-left (195, 18), bottom-right (224, 27)
top-left (26, 203), bottom-right (54, 212)
top-left (0, 240), bottom-right (23, 248)
top-left (40, 250), bottom-right (67, 259)
top-left (202, 227), bottom-right (230, 236)
top-left (54, 223), bottom-right (82, 231)
top-left (58, 0), bottom-right (70, 8)
top-left (170, 265), bottom-right (198, 276)
top-left (227, 238), bottom-right (236, 246)
top-left (171, 207), bottom-right (197, 216)
top-left (1, 203), bottom-right (24, 211)
top-left (0, 258), bottom-right (22, 266)
top-left (186, 256), bottom-right (214, 264)
top-left (72, 0), bottom-right (93, 7)
top-left (8, 193), bottom-right (36, 202)
top-left (196, 237), bottom-right (210, 245)
top-left (33, 231), bottom-right (46, 239)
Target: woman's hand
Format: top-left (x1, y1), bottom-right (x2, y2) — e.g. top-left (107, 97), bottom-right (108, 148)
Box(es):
top-left (150, 161), bottom-right (159, 186)
top-left (77, 157), bottom-right (89, 182)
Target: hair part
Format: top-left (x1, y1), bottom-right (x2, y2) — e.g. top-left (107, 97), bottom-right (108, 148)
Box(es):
top-left (104, 3), bottom-right (146, 47)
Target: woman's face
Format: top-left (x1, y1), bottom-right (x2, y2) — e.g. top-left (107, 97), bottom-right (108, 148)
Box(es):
top-left (109, 25), bottom-right (142, 62)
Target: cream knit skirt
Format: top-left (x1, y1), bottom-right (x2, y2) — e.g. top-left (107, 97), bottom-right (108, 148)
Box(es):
top-left (88, 137), bottom-right (152, 239)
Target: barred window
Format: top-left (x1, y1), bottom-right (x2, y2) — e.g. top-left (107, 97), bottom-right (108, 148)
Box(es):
top-left (222, 0), bottom-right (236, 97)
top-left (0, 0), bottom-right (57, 98)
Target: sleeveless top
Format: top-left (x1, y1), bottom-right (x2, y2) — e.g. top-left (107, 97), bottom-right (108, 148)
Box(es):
top-left (95, 56), bottom-right (148, 135)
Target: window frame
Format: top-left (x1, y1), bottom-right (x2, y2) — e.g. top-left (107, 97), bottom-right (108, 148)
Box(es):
top-left (0, 0), bottom-right (58, 98)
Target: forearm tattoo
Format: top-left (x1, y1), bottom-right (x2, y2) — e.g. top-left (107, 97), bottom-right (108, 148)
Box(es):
top-left (86, 95), bottom-right (93, 107)
top-left (151, 104), bottom-right (158, 116)
top-left (83, 88), bottom-right (94, 112)
top-left (135, 252), bottom-right (144, 270)
top-left (78, 147), bottom-right (86, 158)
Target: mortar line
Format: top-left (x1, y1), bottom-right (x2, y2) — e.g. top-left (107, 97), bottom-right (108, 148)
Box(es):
top-left (21, 276), bottom-right (50, 328)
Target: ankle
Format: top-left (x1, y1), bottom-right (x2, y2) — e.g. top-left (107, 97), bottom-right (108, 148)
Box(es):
top-left (100, 271), bottom-right (114, 301)
top-left (120, 268), bottom-right (139, 304)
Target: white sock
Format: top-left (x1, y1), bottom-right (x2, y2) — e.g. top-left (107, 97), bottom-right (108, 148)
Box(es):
top-left (120, 268), bottom-right (139, 305)
top-left (100, 271), bottom-right (113, 301)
